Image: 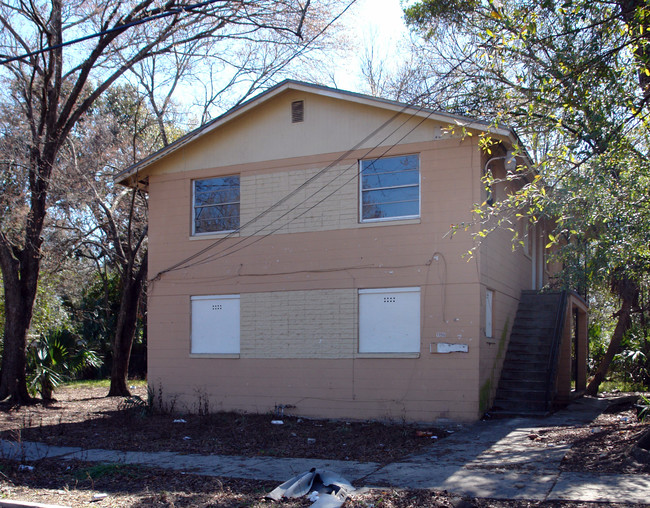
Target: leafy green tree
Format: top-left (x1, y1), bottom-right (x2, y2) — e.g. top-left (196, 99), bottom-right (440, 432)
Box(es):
top-left (1, 273), bottom-right (72, 343)
top-left (405, 0), bottom-right (650, 393)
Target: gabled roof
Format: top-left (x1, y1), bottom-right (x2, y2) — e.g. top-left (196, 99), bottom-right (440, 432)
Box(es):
top-left (115, 79), bottom-right (521, 186)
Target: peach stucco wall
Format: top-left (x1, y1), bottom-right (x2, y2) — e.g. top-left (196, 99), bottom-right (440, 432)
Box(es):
top-left (142, 89), bottom-right (526, 422)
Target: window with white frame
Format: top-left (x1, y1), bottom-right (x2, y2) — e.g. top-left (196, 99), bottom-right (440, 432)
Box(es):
top-left (193, 176), bottom-right (240, 234)
top-left (359, 287), bottom-right (421, 353)
top-left (191, 295), bottom-right (240, 354)
top-left (360, 154), bottom-right (420, 221)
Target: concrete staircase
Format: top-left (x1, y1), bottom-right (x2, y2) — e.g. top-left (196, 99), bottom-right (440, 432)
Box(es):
top-left (491, 291), bottom-right (568, 416)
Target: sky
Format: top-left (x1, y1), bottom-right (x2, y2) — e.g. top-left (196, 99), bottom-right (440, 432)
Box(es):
top-left (350, 0), bottom-right (409, 44)
top-left (333, 0), bottom-right (411, 91)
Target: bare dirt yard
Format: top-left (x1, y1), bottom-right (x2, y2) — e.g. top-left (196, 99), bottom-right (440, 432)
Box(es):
top-left (0, 384), bottom-right (648, 507)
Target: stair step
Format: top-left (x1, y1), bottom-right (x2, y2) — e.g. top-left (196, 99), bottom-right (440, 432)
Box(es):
top-left (491, 398), bottom-right (548, 412)
top-left (490, 291), bottom-right (567, 417)
top-left (511, 321), bottom-right (556, 331)
top-left (498, 378), bottom-right (547, 391)
top-left (500, 368), bottom-right (548, 380)
top-left (506, 349), bottom-right (552, 358)
top-left (505, 348), bottom-right (550, 358)
top-left (487, 408), bottom-right (549, 418)
top-left (515, 306), bottom-right (559, 315)
top-left (508, 332), bottom-right (555, 342)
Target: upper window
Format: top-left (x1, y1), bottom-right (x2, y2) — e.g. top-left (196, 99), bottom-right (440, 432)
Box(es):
top-left (360, 154), bottom-right (420, 221)
top-left (193, 176), bottom-right (240, 234)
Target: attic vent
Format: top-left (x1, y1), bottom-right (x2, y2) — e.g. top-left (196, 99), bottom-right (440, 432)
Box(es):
top-left (291, 100), bottom-right (304, 123)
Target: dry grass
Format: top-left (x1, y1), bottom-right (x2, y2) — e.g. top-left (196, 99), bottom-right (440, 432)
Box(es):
top-left (0, 384), bottom-right (447, 464)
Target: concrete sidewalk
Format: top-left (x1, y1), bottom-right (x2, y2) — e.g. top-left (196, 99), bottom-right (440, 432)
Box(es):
top-left (1, 397), bottom-right (649, 505)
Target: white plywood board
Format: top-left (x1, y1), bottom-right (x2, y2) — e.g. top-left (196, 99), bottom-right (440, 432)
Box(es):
top-left (191, 295), bottom-right (240, 354)
top-left (359, 288), bottom-right (420, 353)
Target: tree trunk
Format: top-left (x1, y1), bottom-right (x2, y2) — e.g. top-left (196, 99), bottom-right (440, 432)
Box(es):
top-left (0, 223), bottom-right (43, 404)
top-left (586, 295), bottom-right (634, 396)
top-left (0, 265), bottom-right (36, 404)
top-left (0, 315), bottom-right (32, 404)
top-left (108, 255), bottom-right (147, 397)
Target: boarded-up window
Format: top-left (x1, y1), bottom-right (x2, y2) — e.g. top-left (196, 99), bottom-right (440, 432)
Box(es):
top-left (191, 295), bottom-right (240, 354)
top-left (359, 288), bottom-right (420, 353)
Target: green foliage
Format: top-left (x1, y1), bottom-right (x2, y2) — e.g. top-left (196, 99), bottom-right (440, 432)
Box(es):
top-left (0, 274), bottom-right (71, 342)
top-left (62, 379), bottom-right (147, 389)
top-left (74, 463), bottom-right (144, 481)
top-left (26, 329), bottom-right (102, 400)
top-left (406, 0), bottom-right (650, 388)
top-left (70, 271), bottom-right (146, 379)
top-left (75, 272), bottom-right (121, 357)
top-left (637, 395), bottom-right (650, 422)
top-left (405, 0), bottom-right (480, 26)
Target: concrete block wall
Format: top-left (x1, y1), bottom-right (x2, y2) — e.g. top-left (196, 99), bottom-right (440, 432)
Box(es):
top-left (240, 289), bottom-right (357, 358)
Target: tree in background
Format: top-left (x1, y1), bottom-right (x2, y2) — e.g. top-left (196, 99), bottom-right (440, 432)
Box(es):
top-left (405, 0), bottom-right (650, 393)
top-left (0, 0), bottom-right (351, 403)
top-left (61, 84), bottom-right (163, 396)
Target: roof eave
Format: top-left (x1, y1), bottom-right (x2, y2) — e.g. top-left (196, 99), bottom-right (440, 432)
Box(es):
top-left (114, 79), bottom-right (520, 187)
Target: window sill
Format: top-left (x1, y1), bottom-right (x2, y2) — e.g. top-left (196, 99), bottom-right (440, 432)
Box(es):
top-left (359, 218), bottom-right (421, 228)
top-left (189, 353), bottom-right (240, 359)
top-left (189, 232), bottom-right (239, 241)
top-left (355, 352), bottom-right (420, 359)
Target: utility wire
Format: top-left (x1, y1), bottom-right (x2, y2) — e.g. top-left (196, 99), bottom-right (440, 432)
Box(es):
top-left (187, 105), bottom-right (437, 269)
top-left (187, 105), bottom-right (433, 269)
top-left (157, 100), bottom-right (436, 277)
top-left (153, 99), bottom-right (421, 278)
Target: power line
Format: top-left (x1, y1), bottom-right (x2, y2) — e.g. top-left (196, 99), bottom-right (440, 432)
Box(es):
top-left (187, 105), bottom-right (437, 270)
top-left (153, 100), bottom-right (420, 278)
top-left (155, 97), bottom-right (437, 278)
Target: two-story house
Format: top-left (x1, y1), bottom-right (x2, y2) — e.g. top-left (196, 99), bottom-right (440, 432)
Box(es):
top-left (116, 80), bottom-right (588, 422)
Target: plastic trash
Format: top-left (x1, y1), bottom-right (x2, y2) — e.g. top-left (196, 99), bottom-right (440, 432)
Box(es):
top-left (266, 468), bottom-right (355, 508)
top-left (271, 420), bottom-right (284, 425)
top-left (92, 493), bottom-right (108, 500)
top-left (18, 465), bottom-right (34, 471)
top-left (173, 419), bottom-right (187, 423)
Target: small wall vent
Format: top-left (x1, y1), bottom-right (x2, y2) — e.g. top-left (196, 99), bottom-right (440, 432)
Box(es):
top-left (291, 100), bottom-right (304, 123)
